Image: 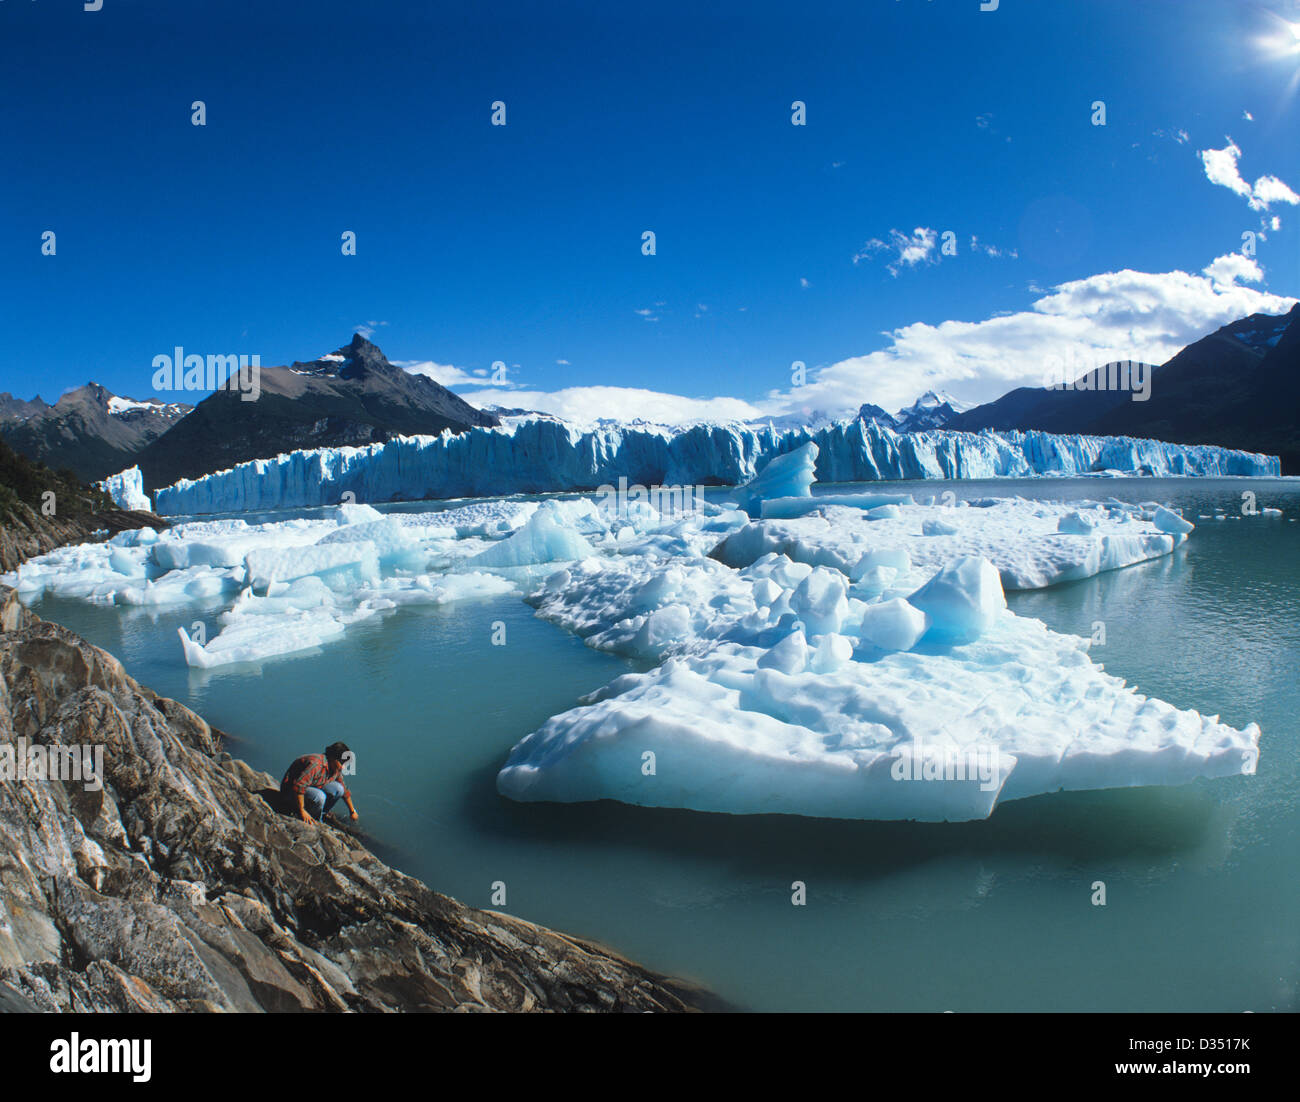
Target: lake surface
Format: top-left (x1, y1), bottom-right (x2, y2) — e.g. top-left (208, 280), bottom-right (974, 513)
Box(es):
top-left (29, 477), bottom-right (1300, 1011)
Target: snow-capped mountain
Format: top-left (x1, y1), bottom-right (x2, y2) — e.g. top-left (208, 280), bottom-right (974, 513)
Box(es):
top-left (0, 383), bottom-right (191, 483)
top-left (131, 333), bottom-right (501, 490)
top-left (893, 390), bottom-right (973, 431)
top-left (952, 304), bottom-right (1300, 471)
top-left (856, 390), bottom-right (972, 432)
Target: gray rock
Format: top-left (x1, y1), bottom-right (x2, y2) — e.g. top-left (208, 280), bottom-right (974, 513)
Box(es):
top-left (0, 587), bottom-right (714, 1012)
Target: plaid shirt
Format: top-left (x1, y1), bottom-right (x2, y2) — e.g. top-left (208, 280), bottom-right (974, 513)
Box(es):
top-left (281, 753), bottom-right (349, 799)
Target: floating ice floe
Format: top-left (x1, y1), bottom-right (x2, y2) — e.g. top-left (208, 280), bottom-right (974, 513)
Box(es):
top-left (709, 496), bottom-right (1189, 591)
top-left (498, 552), bottom-right (1259, 822)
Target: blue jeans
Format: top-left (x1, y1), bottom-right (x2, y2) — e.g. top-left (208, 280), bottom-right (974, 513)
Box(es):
top-left (303, 781), bottom-right (346, 820)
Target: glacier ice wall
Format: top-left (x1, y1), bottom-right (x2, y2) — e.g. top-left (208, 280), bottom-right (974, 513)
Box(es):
top-left (153, 417), bottom-right (1282, 516)
top-left (98, 466), bottom-right (153, 513)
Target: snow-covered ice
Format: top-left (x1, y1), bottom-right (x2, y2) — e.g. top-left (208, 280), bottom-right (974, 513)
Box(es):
top-left (496, 601), bottom-right (1258, 822)
top-left (3, 466), bottom-right (1262, 820)
top-left (709, 496), bottom-right (1188, 591)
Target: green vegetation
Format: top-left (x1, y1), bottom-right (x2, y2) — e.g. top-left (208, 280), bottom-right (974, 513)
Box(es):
top-left (0, 435), bottom-right (113, 520)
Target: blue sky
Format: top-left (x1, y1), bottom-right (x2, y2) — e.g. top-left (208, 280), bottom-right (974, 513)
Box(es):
top-left (3, 0), bottom-right (1299, 423)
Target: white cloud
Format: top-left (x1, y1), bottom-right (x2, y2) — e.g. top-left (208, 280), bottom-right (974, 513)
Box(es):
top-left (1199, 138), bottom-right (1300, 212)
top-left (1250, 174), bottom-right (1300, 208)
top-left (970, 235), bottom-right (1018, 259)
top-left (1200, 140), bottom-right (1253, 198)
top-left (854, 227), bottom-right (938, 276)
top-left (446, 254), bottom-right (1292, 431)
top-left (799, 277), bottom-right (811, 288)
top-left (398, 360), bottom-right (512, 388)
top-left (456, 385), bottom-right (764, 427)
top-left (1201, 252), bottom-right (1263, 288)
top-left (635, 307), bottom-right (660, 322)
top-left (555, 358), bottom-right (570, 365)
top-left (1243, 110), bottom-right (1254, 121)
top-left (760, 256), bottom-right (1296, 417)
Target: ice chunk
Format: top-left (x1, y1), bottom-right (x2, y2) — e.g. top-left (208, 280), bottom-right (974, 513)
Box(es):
top-left (109, 525), bottom-right (159, 547)
top-left (756, 629), bottom-right (808, 673)
top-left (1057, 510), bottom-right (1097, 535)
top-left (336, 502), bottom-right (385, 525)
top-left (108, 547), bottom-right (145, 576)
top-left (470, 502), bottom-right (596, 568)
top-left (857, 598), bottom-right (930, 652)
top-left (315, 517), bottom-right (423, 566)
top-left (179, 607), bottom-right (349, 668)
top-left (907, 556), bottom-right (1006, 643)
top-left (789, 567), bottom-right (848, 635)
top-left (244, 543), bottom-right (380, 590)
top-left (761, 492), bottom-right (914, 519)
top-left (810, 633), bottom-right (854, 673)
top-left (1153, 505), bottom-right (1194, 535)
top-left (497, 612), bottom-right (1260, 822)
top-left (355, 572), bottom-right (517, 607)
top-left (97, 466), bottom-right (152, 512)
top-left (735, 442), bottom-right (818, 516)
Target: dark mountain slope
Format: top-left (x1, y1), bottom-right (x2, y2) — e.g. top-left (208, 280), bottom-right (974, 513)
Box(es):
top-left (951, 306), bottom-right (1300, 471)
top-left (135, 334), bottom-right (500, 491)
top-left (0, 383), bottom-right (191, 483)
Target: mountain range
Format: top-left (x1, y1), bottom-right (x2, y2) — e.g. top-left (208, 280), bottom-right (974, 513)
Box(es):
top-left (129, 333), bottom-right (500, 490)
top-left (857, 390), bottom-right (974, 433)
top-left (0, 334), bottom-right (500, 491)
top-left (948, 304), bottom-right (1300, 472)
top-left (3, 307), bottom-right (1297, 494)
top-left (0, 385), bottom-right (191, 483)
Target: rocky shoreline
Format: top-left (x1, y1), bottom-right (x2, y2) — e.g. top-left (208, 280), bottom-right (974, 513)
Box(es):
top-left (0, 502), bottom-right (167, 574)
top-left (0, 587), bottom-right (716, 1012)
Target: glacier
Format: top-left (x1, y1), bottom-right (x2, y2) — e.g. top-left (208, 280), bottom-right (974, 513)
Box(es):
top-left (152, 416), bottom-right (1281, 516)
top-left (98, 466), bottom-right (153, 513)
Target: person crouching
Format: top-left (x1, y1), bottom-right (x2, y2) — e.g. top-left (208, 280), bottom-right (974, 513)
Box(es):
top-left (281, 741), bottom-right (358, 825)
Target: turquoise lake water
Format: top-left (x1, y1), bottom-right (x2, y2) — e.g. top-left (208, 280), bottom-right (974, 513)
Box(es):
top-left (28, 477), bottom-right (1300, 1011)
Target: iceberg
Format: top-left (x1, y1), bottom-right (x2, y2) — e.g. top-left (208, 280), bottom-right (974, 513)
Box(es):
top-left (495, 604), bottom-right (1260, 822)
top-left (709, 497), bottom-right (1187, 591)
top-left (152, 417), bottom-right (1282, 516)
top-left (498, 550), bottom-right (1259, 822)
top-left (98, 466), bottom-right (152, 513)
top-left (470, 501), bottom-right (597, 568)
top-left (734, 441), bottom-right (818, 515)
